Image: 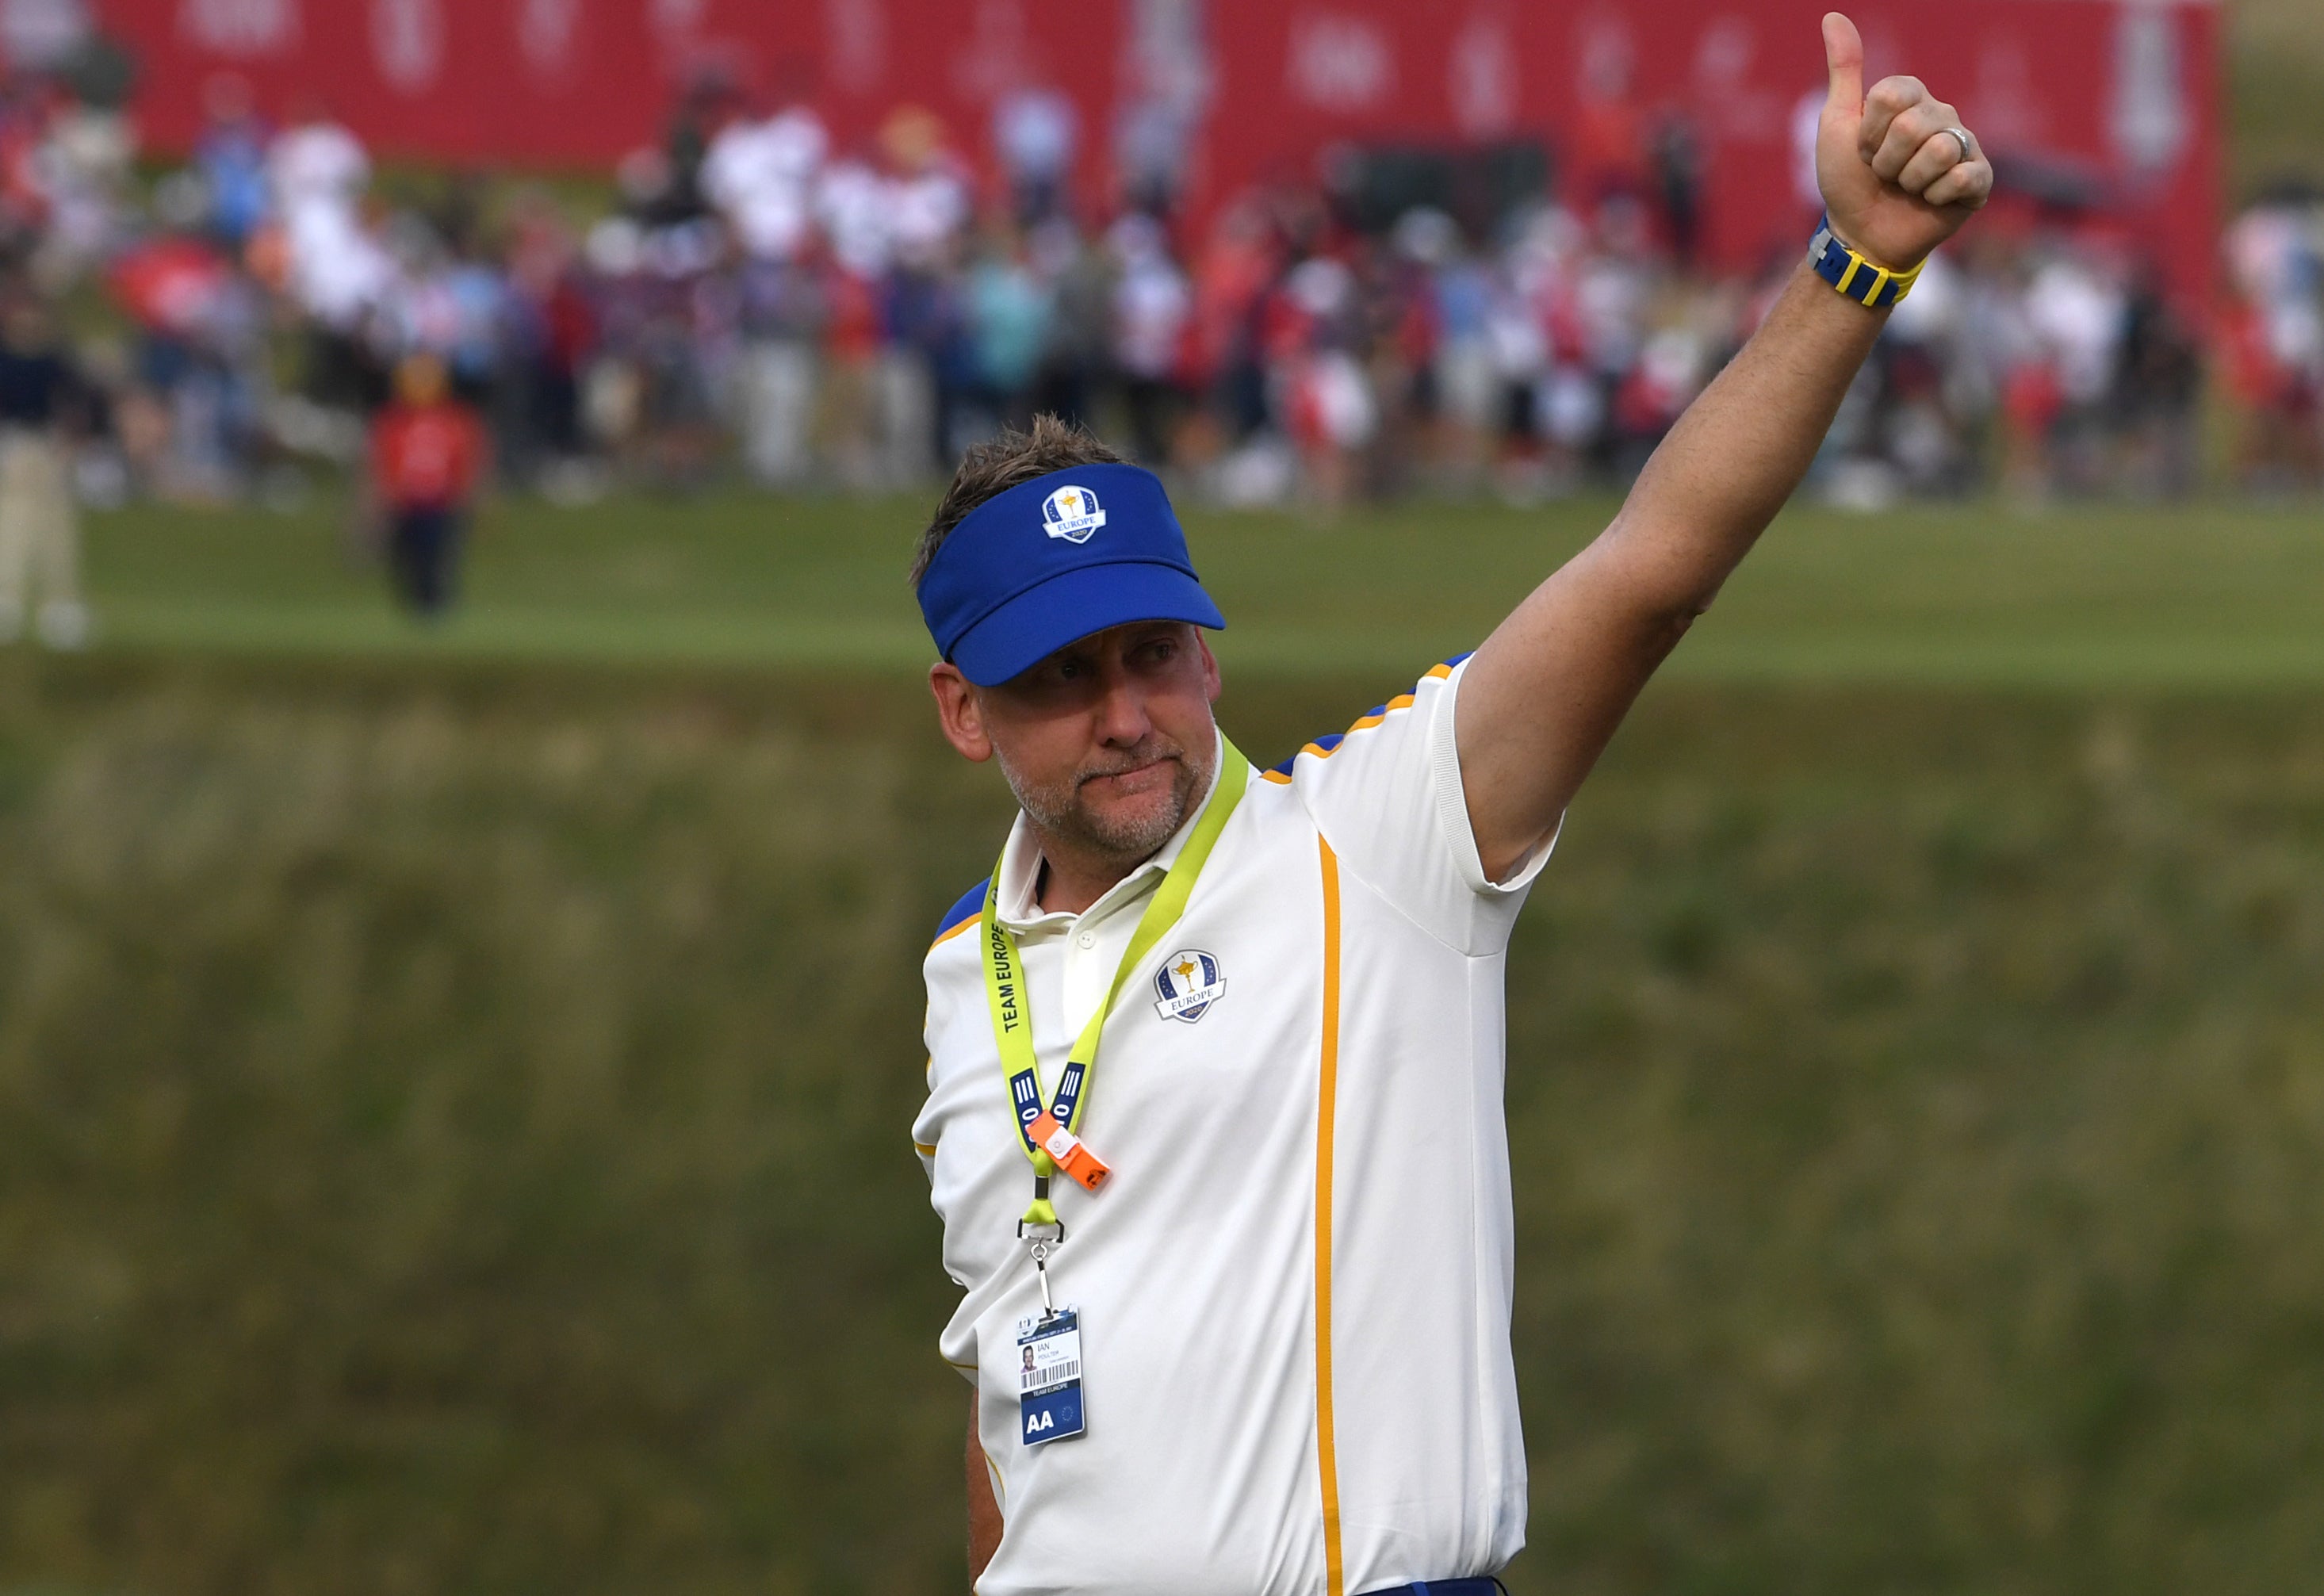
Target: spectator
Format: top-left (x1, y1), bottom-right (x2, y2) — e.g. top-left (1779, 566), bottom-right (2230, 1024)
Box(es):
top-left (705, 90), bottom-right (829, 488)
top-left (498, 187), bottom-right (592, 485)
top-left (1424, 231), bottom-right (1497, 491)
top-left (2021, 243), bottom-right (2128, 493)
top-left (1275, 251), bottom-right (1374, 506)
top-left (882, 105), bottom-right (971, 477)
top-left (2222, 200), bottom-right (2324, 492)
top-left (1028, 216), bottom-right (1110, 431)
top-left (194, 73), bottom-right (270, 248)
top-left (733, 247), bottom-right (827, 487)
top-left (0, 295), bottom-right (86, 647)
top-left (962, 220), bottom-right (1052, 436)
top-left (369, 351), bottom-right (486, 619)
top-left (1108, 212), bottom-right (1191, 464)
top-left (703, 89), bottom-right (827, 265)
top-left (993, 83), bottom-right (1078, 224)
top-left (2113, 267), bottom-right (2202, 498)
top-left (269, 99), bottom-right (389, 409)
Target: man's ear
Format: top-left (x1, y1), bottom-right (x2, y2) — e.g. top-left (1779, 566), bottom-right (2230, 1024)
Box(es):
top-left (929, 663), bottom-right (994, 763)
top-left (1196, 631), bottom-right (1223, 706)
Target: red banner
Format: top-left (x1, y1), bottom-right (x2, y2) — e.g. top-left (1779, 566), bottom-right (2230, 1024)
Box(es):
top-left (96, 0), bottom-right (2219, 297)
top-left (99, 0), bottom-right (1123, 189)
top-left (1199, 0), bottom-right (2220, 299)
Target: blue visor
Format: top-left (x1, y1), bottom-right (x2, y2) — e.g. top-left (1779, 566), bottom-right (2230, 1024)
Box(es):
top-left (916, 462), bottom-right (1224, 686)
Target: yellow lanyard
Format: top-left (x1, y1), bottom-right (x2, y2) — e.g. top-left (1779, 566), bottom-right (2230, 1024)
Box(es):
top-left (982, 742), bottom-right (1249, 1234)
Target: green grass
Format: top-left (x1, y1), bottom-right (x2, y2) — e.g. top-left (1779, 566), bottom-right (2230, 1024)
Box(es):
top-left (81, 490), bottom-right (2324, 687)
top-left (6, 494), bottom-right (2324, 1592)
top-left (2233, 0), bottom-right (2324, 194)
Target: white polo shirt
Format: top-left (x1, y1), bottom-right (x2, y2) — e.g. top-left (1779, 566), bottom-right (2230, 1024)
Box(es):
top-left (914, 654), bottom-right (1553, 1596)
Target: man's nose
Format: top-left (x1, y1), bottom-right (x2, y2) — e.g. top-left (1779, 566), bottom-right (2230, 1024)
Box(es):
top-left (1092, 666), bottom-right (1151, 746)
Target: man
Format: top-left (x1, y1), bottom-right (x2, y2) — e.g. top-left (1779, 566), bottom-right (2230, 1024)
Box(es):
top-left (369, 350), bottom-right (487, 619)
top-left (0, 295), bottom-right (87, 649)
top-left (912, 18), bottom-right (1990, 1592)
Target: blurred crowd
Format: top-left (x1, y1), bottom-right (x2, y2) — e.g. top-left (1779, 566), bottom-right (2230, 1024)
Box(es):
top-left (0, 52), bottom-right (2319, 550)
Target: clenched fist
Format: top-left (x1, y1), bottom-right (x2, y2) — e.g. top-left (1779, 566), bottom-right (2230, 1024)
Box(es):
top-left (1815, 11), bottom-right (1993, 271)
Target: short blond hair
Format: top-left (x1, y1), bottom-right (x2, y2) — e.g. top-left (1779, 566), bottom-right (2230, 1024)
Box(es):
top-left (909, 415), bottom-right (1125, 587)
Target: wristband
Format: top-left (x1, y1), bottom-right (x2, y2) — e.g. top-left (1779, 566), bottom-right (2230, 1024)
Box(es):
top-left (1807, 213), bottom-right (1924, 310)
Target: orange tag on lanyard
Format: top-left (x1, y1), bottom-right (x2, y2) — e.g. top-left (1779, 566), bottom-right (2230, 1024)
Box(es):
top-left (1028, 1111), bottom-right (1112, 1192)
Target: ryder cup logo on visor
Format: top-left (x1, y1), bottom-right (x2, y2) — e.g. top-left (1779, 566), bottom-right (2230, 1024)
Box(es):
top-left (1041, 484), bottom-right (1108, 543)
top-left (1152, 949), bottom-right (1226, 1024)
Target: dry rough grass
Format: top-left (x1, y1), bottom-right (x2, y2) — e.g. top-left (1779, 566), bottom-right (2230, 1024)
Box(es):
top-left (1507, 689), bottom-right (2324, 1594)
top-left (0, 661), bottom-right (2321, 1593)
top-left (0, 661), bottom-right (978, 1595)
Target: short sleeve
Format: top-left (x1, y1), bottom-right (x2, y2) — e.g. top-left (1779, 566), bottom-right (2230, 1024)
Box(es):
top-left (1267, 654), bottom-right (1554, 955)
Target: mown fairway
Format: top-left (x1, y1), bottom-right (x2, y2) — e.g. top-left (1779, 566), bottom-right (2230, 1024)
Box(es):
top-left (4, 492), bottom-right (2324, 1594)
top-left (82, 490), bottom-right (2324, 686)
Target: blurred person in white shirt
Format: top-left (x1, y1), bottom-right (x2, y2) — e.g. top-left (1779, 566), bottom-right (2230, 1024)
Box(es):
top-left (1108, 213), bottom-right (1192, 465)
top-left (270, 100), bottom-right (390, 408)
top-left (268, 99), bottom-right (367, 235)
top-left (705, 90), bottom-right (830, 488)
top-left (702, 93), bottom-right (827, 266)
top-left (2223, 202), bottom-right (2323, 489)
top-left (879, 107), bottom-right (972, 483)
top-left (1276, 251), bottom-right (1374, 509)
top-left (2022, 239), bottom-right (2128, 492)
top-left (813, 147), bottom-right (894, 490)
top-left (885, 110), bottom-right (972, 275)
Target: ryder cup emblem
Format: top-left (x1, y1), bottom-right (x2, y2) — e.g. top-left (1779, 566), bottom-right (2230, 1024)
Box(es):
top-left (1041, 484), bottom-right (1108, 543)
top-left (1152, 949), bottom-right (1226, 1024)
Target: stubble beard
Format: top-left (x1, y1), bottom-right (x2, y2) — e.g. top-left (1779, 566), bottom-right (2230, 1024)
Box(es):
top-left (998, 730), bottom-right (1219, 875)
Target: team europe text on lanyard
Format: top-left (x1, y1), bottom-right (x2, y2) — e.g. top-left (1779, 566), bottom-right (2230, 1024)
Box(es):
top-left (980, 744), bottom-right (1249, 1445)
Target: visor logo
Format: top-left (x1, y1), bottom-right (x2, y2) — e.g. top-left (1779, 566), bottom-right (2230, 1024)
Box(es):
top-left (1041, 485), bottom-right (1108, 544)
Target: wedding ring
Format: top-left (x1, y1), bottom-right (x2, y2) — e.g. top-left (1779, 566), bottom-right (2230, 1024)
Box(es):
top-left (1941, 127), bottom-right (1974, 162)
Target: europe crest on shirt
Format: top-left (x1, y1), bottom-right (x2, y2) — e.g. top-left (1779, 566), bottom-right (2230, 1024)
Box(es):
top-left (1151, 948), bottom-right (1225, 1023)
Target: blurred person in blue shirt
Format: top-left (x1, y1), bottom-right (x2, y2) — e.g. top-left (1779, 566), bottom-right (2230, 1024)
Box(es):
top-left (993, 84), bottom-right (1077, 225)
top-left (965, 222), bottom-right (1053, 433)
top-left (194, 73), bottom-right (270, 249)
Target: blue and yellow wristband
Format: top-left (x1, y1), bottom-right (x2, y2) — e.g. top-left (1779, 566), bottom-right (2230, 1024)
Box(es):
top-left (1806, 213), bottom-right (1924, 310)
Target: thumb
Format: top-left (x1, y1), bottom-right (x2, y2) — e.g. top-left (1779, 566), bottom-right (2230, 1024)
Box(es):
top-left (1822, 11), bottom-right (1863, 114)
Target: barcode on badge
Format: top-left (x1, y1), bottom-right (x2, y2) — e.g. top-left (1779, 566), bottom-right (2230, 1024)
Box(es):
top-left (1022, 1359), bottom-right (1080, 1395)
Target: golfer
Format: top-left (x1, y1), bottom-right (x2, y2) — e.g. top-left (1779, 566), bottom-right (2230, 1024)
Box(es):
top-left (912, 18), bottom-right (1990, 1591)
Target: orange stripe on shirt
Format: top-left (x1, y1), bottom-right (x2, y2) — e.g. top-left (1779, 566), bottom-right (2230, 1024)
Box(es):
top-left (1313, 832), bottom-right (1346, 1596)
top-left (1274, 664), bottom-right (1453, 775)
top-left (931, 913), bottom-right (981, 948)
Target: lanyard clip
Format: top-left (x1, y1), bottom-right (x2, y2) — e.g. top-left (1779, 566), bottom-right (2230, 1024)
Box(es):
top-left (1017, 1217), bottom-right (1063, 1314)
top-left (1027, 1111), bottom-right (1112, 1192)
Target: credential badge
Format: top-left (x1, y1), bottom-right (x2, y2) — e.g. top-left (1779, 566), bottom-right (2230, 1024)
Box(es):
top-left (1041, 484), bottom-right (1107, 543)
top-left (1152, 949), bottom-right (1226, 1024)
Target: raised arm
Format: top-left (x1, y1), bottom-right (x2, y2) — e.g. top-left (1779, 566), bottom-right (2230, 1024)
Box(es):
top-left (1457, 13), bottom-right (1992, 880)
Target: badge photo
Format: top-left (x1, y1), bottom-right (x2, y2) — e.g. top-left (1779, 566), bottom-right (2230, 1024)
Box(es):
top-left (1152, 949), bottom-right (1226, 1023)
top-left (1040, 484), bottom-right (1107, 543)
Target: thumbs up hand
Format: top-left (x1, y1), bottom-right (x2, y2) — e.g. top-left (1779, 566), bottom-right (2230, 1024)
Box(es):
top-left (1815, 12), bottom-right (1992, 271)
